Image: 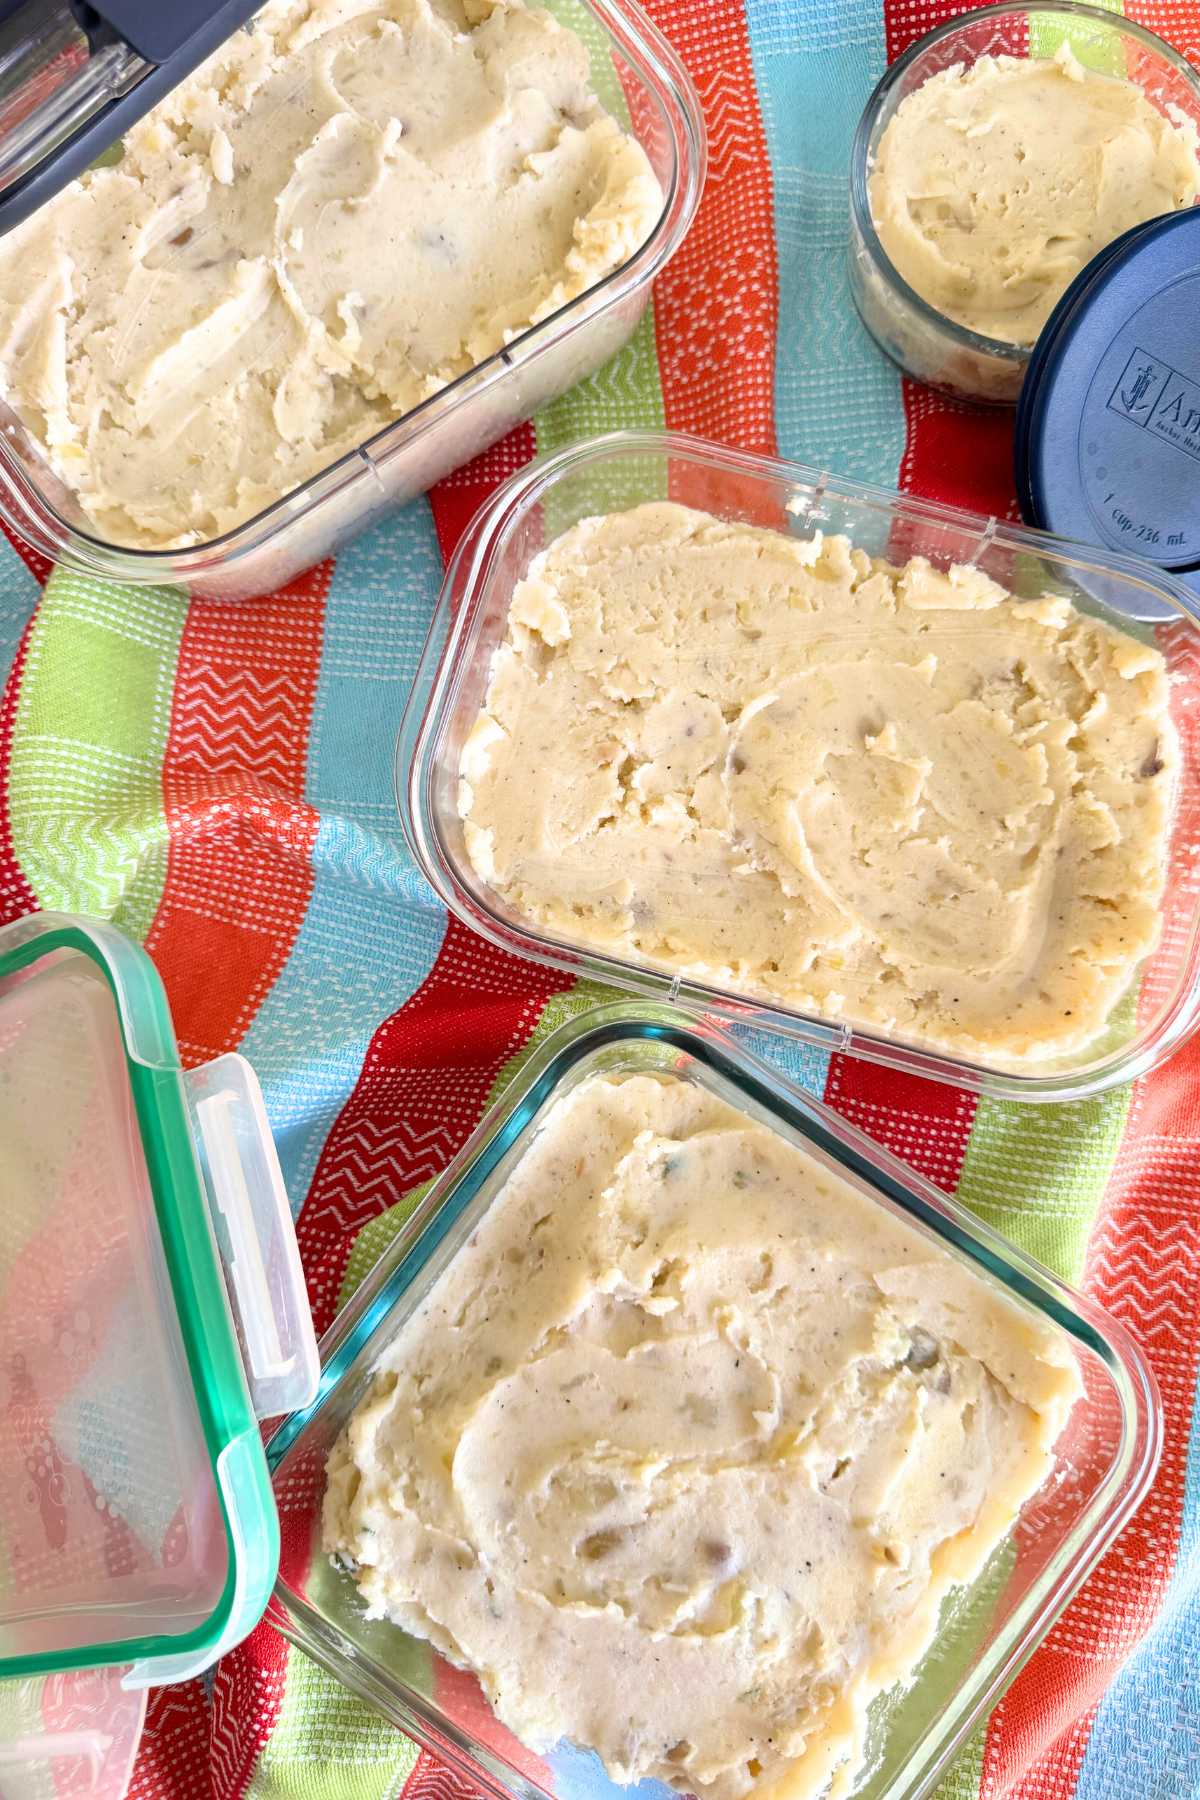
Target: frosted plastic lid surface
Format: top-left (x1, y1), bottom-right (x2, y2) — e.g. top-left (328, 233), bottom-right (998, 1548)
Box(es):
top-left (0, 944), bottom-right (231, 1667)
top-left (0, 1670), bottom-right (146, 1799)
top-left (0, 912), bottom-right (317, 1695)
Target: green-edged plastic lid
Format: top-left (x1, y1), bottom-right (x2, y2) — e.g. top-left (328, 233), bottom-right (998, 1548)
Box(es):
top-left (0, 913), bottom-right (318, 1709)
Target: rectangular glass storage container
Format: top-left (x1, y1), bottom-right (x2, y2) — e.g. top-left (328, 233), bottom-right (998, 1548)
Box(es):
top-left (265, 1002), bottom-right (1161, 1800)
top-left (396, 428), bottom-right (1200, 1102)
top-left (0, 2), bottom-right (703, 602)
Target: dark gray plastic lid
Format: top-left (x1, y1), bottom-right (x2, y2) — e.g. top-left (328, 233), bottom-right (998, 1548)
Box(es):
top-left (0, 0), bottom-right (261, 233)
top-left (1016, 209), bottom-right (1200, 605)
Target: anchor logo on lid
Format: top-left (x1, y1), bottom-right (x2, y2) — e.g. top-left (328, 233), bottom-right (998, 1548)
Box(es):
top-left (1121, 360), bottom-right (1160, 414)
top-left (1109, 348), bottom-right (1170, 421)
top-left (1108, 347), bottom-right (1200, 466)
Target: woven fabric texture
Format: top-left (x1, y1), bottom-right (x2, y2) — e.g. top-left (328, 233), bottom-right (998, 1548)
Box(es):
top-left (1, 2), bottom-right (1199, 1797)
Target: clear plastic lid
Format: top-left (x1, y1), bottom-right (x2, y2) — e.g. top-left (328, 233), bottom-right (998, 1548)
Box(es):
top-left (0, 913), bottom-right (317, 1716)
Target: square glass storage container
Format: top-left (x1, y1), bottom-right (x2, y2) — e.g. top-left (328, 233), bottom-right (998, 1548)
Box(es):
top-left (396, 428), bottom-right (1200, 1102)
top-left (0, 1), bottom-right (703, 601)
top-left (265, 1002), bottom-right (1160, 1800)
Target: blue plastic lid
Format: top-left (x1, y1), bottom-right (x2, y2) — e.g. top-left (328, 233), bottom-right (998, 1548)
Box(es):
top-left (1016, 208), bottom-right (1200, 605)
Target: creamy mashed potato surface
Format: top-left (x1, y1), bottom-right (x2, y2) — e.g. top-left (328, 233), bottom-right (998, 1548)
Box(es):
top-left (325, 1070), bottom-right (1081, 1800)
top-left (456, 502), bottom-right (1174, 1068)
top-left (0, 0), bottom-right (661, 548)
top-left (868, 43), bottom-right (1200, 345)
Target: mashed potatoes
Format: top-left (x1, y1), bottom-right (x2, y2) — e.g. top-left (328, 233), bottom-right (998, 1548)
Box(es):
top-left (868, 43), bottom-right (1199, 345)
top-left (457, 502), bottom-right (1174, 1068)
top-left (0, 0), bottom-right (661, 547)
top-left (325, 1071), bottom-right (1080, 1800)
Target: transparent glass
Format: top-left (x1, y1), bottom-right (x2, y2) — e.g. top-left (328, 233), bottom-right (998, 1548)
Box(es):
top-left (265, 1003), bottom-right (1161, 1800)
top-left (396, 429), bottom-right (1200, 1102)
top-left (0, 0), bottom-right (704, 601)
top-left (848, 2), bottom-right (1200, 405)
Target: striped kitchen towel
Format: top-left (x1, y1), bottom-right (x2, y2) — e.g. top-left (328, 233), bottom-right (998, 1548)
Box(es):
top-left (1, 1), bottom-right (1198, 1797)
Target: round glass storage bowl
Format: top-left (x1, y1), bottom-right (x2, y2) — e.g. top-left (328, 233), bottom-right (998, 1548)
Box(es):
top-left (848, 2), bottom-right (1200, 405)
